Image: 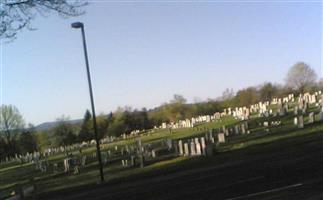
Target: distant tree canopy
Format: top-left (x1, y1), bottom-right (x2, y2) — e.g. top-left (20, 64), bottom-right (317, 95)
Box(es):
top-left (259, 82), bottom-right (279, 102)
top-left (285, 62), bottom-right (317, 93)
top-left (1, 0), bottom-right (86, 39)
top-left (235, 87), bottom-right (259, 107)
top-left (3, 61), bottom-right (323, 155)
top-left (78, 110), bottom-right (93, 142)
top-left (149, 94), bottom-right (222, 126)
top-left (0, 105), bottom-right (25, 156)
top-left (219, 88), bottom-right (235, 101)
top-left (0, 105), bottom-right (38, 159)
top-left (51, 117), bottom-right (78, 146)
top-left (18, 124), bottom-right (38, 153)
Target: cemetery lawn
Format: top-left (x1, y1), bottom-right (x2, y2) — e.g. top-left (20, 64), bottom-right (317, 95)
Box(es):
top-left (2, 114), bottom-right (323, 199)
top-left (40, 124), bottom-right (323, 200)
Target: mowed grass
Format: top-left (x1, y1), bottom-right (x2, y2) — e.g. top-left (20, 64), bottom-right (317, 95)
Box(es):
top-left (0, 116), bottom-right (236, 197)
top-left (39, 121), bottom-right (323, 200)
top-left (1, 110), bottom-right (323, 198)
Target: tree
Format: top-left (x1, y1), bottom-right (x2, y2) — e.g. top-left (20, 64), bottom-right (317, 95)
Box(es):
top-left (78, 110), bottom-right (93, 142)
top-left (236, 87), bottom-right (259, 106)
top-left (1, 0), bottom-right (86, 39)
top-left (318, 78), bottom-right (323, 90)
top-left (219, 88), bottom-right (235, 101)
top-left (285, 62), bottom-right (317, 93)
top-left (0, 105), bottom-right (25, 155)
top-left (96, 115), bottom-right (109, 139)
top-left (35, 130), bottom-right (51, 151)
top-left (18, 124), bottom-right (38, 153)
top-left (259, 82), bottom-right (278, 102)
top-left (52, 117), bottom-right (77, 146)
top-left (170, 94), bottom-right (187, 104)
top-left (0, 137), bottom-right (8, 161)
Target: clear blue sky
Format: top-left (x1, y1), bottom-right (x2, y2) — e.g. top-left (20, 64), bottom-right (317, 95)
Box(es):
top-left (1, 1), bottom-right (322, 125)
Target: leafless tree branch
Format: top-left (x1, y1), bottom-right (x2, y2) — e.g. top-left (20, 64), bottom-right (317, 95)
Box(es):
top-left (1, 0), bottom-right (87, 39)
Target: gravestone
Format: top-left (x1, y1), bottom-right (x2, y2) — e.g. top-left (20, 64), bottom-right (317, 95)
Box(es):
top-left (136, 139), bottom-right (144, 168)
top-left (195, 142), bottom-right (202, 155)
top-left (81, 156), bottom-right (87, 167)
top-left (241, 124), bottom-right (246, 134)
top-left (234, 125), bottom-right (239, 135)
top-left (208, 132), bottom-right (214, 143)
top-left (63, 158), bottom-right (71, 172)
top-left (184, 143), bottom-right (189, 156)
top-left (244, 121), bottom-right (249, 129)
top-left (190, 141), bottom-right (196, 156)
top-left (298, 115), bottom-right (304, 128)
top-left (200, 137), bottom-right (206, 155)
top-left (294, 106), bottom-right (298, 115)
top-left (74, 165), bottom-right (80, 174)
top-left (166, 138), bottom-right (173, 150)
top-left (122, 159), bottom-right (125, 167)
top-left (178, 140), bottom-right (184, 155)
top-left (130, 155), bottom-right (136, 167)
top-left (225, 129), bottom-right (229, 136)
top-left (277, 102), bottom-right (283, 116)
top-left (294, 117), bottom-right (298, 125)
top-left (218, 133), bottom-right (225, 143)
top-left (151, 149), bottom-right (156, 158)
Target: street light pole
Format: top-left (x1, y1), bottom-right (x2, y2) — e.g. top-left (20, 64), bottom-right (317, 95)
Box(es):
top-left (71, 22), bottom-right (105, 183)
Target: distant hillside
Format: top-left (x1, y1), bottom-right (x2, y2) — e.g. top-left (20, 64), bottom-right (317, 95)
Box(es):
top-left (35, 119), bottom-right (82, 131)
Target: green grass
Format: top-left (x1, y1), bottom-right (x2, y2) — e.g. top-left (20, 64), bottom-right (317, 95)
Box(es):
top-left (2, 111), bottom-right (323, 198)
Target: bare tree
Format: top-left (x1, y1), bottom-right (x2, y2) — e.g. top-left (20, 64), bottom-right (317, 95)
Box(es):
top-left (1, 0), bottom-right (87, 39)
top-left (0, 105), bottom-right (25, 154)
top-left (285, 62), bottom-right (317, 93)
top-left (170, 94), bottom-right (187, 104)
top-left (219, 88), bottom-right (235, 101)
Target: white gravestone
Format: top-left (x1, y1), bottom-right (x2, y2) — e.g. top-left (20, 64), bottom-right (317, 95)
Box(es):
top-left (294, 117), bottom-right (298, 125)
top-left (218, 133), bottom-right (225, 143)
top-left (195, 141), bottom-right (202, 156)
top-left (298, 115), bottom-right (304, 128)
top-left (178, 140), bottom-right (184, 155)
top-left (190, 141), bottom-right (196, 156)
top-left (200, 137), bottom-right (206, 155)
top-left (184, 143), bottom-right (189, 156)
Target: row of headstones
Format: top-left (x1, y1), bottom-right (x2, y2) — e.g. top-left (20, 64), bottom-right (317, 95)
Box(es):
top-left (121, 155), bottom-right (141, 168)
top-left (0, 151), bottom-right (42, 165)
top-left (159, 114), bottom-right (216, 130)
top-left (33, 152), bottom-right (96, 175)
top-left (176, 132), bottom-right (227, 157)
top-left (44, 143), bottom-right (84, 156)
top-left (294, 111), bottom-right (323, 128)
top-left (121, 138), bottom-right (186, 168)
top-left (0, 141), bottom-right (98, 165)
top-left (61, 154), bottom-right (93, 174)
top-left (263, 121), bottom-right (281, 127)
top-left (223, 122), bottom-right (249, 136)
top-left (226, 91), bottom-right (322, 122)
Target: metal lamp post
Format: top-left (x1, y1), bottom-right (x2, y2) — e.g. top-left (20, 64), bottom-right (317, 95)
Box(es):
top-left (71, 22), bottom-right (105, 183)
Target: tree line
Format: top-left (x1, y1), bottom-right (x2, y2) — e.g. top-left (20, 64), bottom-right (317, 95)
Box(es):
top-left (0, 62), bottom-right (321, 160)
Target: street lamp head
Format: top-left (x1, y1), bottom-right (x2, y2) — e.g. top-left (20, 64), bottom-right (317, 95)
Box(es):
top-left (71, 22), bottom-right (84, 29)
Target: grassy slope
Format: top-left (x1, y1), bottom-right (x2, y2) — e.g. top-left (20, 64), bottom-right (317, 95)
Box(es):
top-left (2, 108), bottom-right (323, 198)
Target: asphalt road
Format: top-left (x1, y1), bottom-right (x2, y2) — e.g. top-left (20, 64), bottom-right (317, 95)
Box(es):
top-left (44, 133), bottom-right (323, 200)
